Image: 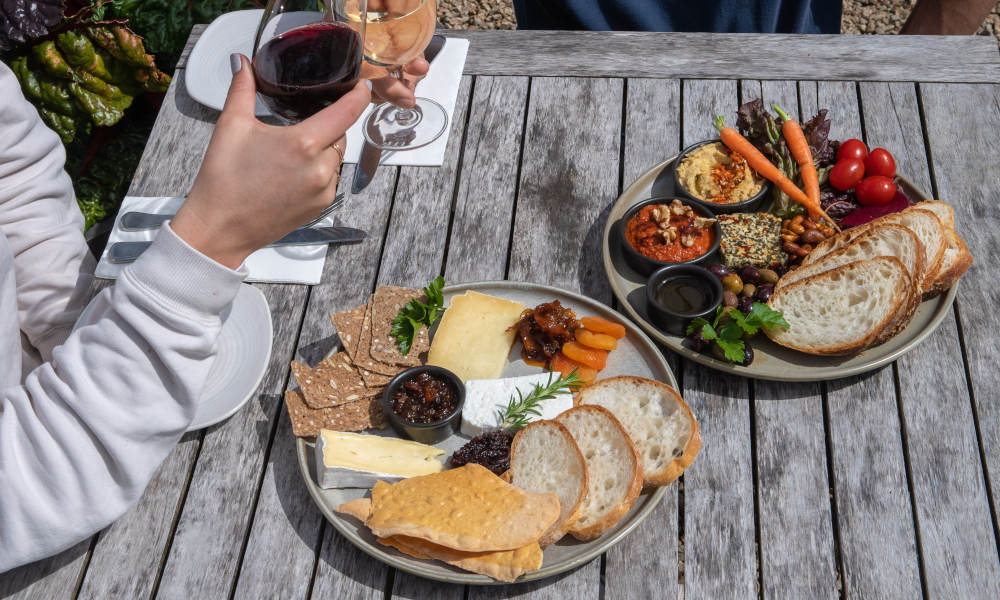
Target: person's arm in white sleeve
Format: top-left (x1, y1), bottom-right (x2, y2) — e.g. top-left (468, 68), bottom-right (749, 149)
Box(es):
top-left (0, 54), bottom-right (370, 572)
top-left (0, 62), bottom-right (95, 361)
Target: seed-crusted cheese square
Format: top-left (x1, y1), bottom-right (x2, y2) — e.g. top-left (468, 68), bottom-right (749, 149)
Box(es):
top-left (718, 212), bottom-right (789, 268)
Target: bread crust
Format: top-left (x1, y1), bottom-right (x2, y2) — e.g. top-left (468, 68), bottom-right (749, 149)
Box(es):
top-left (766, 257), bottom-right (912, 355)
top-left (926, 229), bottom-right (973, 297)
top-left (556, 405), bottom-right (644, 542)
top-left (508, 420), bottom-right (589, 547)
top-left (573, 376), bottom-right (701, 487)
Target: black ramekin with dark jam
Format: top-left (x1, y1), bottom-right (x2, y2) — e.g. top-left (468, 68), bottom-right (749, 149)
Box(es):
top-left (380, 365), bottom-right (465, 443)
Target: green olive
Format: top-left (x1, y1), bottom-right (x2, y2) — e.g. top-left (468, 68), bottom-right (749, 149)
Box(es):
top-left (758, 268), bottom-right (779, 284)
top-left (722, 290), bottom-right (739, 308)
top-left (721, 273), bottom-right (744, 295)
top-left (741, 283), bottom-right (756, 298)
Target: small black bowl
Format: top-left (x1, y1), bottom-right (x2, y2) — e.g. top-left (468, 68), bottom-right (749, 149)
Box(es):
top-left (672, 139), bottom-right (770, 214)
top-left (645, 264), bottom-right (724, 336)
top-left (380, 365), bottom-right (465, 444)
top-left (617, 196), bottom-right (722, 277)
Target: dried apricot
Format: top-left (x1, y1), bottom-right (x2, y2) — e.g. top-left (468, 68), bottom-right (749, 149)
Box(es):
top-left (574, 328), bottom-right (618, 351)
top-left (550, 352), bottom-right (598, 386)
top-left (561, 341), bottom-right (608, 370)
top-left (579, 316), bottom-right (626, 339)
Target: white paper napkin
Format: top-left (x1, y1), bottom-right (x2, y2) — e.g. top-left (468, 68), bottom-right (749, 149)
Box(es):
top-left (343, 37), bottom-right (469, 167)
top-left (95, 196), bottom-right (332, 284)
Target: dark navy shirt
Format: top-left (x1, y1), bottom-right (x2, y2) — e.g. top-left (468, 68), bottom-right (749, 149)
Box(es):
top-left (512, 0), bottom-right (842, 34)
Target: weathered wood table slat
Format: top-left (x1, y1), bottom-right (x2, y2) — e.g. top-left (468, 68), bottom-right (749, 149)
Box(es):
top-left (2, 28), bottom-right (999, 600)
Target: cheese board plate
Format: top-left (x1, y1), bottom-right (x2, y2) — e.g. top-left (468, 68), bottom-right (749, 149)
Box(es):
top-left (602, 155), bottom-right (958, 382)
top-left (296, 280), bottom-right (677, 584)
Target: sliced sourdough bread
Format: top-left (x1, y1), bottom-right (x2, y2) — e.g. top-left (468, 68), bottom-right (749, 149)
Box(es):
top-left (506, 420), bottom-right (589, 547)
top-left (765, 257), bottom-right (913, 355)
top-left (802, 207), bottom-right (945, 294)
top-left (927, 228), bottom-right (973, 295)
top-left (917, 200), bottom-right (955, 230)
top-left (555, 405), bottom-right (643, 541)
top-left (573, 376), bottom-right (700, 487)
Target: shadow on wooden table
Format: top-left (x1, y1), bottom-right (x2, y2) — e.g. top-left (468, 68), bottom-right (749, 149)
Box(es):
top-left (0, 539), bottom-right (89, 597)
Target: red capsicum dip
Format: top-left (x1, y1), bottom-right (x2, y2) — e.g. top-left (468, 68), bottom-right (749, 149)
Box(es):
top-left (625, 199), bottom-right (716, 263)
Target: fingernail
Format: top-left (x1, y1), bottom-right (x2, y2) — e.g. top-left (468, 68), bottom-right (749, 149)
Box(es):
top-left (230, 54), bottom-right (242, 74)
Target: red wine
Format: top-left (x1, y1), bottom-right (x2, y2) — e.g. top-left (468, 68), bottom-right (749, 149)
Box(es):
top-left (253, 22), bottom-right (362, 122)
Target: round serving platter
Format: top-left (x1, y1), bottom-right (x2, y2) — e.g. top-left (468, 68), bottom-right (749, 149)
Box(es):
top-left (602, 154), bottom-right (958, 382)
top-left (296, 280), bottom-right (676, 584)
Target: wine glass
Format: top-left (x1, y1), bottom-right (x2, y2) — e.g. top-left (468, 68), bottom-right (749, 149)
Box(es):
top-left (342, 0), bottom-right (447, 150)
top-left (251, 0), bottom-right (365, 123)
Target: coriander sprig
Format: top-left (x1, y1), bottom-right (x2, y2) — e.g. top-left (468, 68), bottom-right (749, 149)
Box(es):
top-left (390, 276), bottom-right (445, 355)
top-left (496, 370), bottom-right (582, 432)
top-left (686, 303), bottom-right (789, 363)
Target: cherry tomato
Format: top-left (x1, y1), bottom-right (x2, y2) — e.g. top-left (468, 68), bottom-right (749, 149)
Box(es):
top-left (829, 158), bottom-right (865, 191)
top-left (837, 138), bottom-right (868, 162)
top-left (855, 175), bottom-right (897, 206)
top-left (864, 148), bottom-right (896, 178)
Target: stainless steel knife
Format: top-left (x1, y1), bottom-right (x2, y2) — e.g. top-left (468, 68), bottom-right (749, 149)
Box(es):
top-left (351, 34), bottom-right (447, 194)
top-left (107, 226), bottom-right (367, 264)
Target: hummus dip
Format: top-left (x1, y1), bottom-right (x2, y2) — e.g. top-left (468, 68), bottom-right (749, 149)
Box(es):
top-left (678, 142), bottom-right (764, 205)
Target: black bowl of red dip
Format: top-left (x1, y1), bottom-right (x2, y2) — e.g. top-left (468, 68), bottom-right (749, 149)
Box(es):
top-left (618, 197), bottom-right (721, 276)
top-left (380, 365), bottom-right (465, 443)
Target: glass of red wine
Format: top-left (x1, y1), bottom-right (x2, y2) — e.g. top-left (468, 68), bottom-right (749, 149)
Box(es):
top-left (251, 0), bottom-right (365, 124)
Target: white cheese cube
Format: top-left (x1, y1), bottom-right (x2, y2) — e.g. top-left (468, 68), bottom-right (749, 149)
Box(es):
top-left (460, 373), bottom-right (575, 437)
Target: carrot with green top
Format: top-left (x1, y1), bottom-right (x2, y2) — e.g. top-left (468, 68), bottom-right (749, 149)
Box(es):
top-left (713, 116), bottom-right (840, 230)
top-left (773, 104), bottom-right (821, 214)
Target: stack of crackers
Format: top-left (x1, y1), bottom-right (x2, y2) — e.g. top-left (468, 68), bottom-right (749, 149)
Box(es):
top-left (285, 286), bottom-right (431, 437)
top-left (336, 464), bottom-right (560, 582)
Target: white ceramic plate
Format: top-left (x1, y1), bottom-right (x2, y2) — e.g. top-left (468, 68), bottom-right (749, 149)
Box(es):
top-left (75, 284), bottom-right (272, 430)
top-left (184, 9), bottom-right (272, 116)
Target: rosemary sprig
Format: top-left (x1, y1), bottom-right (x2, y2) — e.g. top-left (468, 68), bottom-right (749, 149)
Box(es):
top-left (496, 370), bottom-right (583, 432)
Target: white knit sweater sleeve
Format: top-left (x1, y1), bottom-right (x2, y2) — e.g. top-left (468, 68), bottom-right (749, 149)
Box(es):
top-left (0, 61), bottom-right (96, 361)
top-left (0, 61), bottom-right (247, 572)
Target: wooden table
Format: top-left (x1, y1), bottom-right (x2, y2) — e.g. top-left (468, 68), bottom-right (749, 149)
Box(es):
top-left (3, 29), bottom-right (999, 599)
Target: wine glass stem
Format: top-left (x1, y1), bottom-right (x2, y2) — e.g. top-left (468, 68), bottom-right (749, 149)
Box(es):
top-left (389, 66), bottom-right (419, 126)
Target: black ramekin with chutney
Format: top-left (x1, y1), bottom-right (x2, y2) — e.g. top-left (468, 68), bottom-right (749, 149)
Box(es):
top-left (381, 365), bottom-right (465, 443)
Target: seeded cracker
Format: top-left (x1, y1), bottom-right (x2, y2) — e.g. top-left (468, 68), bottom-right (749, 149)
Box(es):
top-left (290, 353), bottom-right (368, 409)
top-left (285, 390), bottom-right (387, 437)
top-left (369, 286), bottom-right (430, 367)
top-left (330, 305), bottom-right (366, 361)
top-left (356, 296), bottom-right (406, 376)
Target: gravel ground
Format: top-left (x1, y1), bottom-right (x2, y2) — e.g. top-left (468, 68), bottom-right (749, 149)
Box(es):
top-left (438, 0), bottom-right (1000, 45)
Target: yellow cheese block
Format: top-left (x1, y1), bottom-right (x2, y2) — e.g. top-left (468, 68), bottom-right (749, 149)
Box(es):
top-left (315, 430), bottom-right (444, 488)
top-left (427, 291), bottom-right (526, 382)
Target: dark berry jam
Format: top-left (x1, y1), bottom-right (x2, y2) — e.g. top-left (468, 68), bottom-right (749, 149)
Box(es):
top-left (450, 430), bottom-right (515, 475)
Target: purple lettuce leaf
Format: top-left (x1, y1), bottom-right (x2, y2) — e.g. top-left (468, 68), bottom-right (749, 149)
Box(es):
top-left (0, 0), bottom-right (65, 50)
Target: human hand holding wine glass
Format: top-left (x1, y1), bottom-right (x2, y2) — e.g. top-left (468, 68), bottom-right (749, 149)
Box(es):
top-left (170, 56), bottom-right (370, 270)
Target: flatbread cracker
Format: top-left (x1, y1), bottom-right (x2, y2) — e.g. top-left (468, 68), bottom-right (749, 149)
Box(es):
top-left (378, 535), bottom-right (542, 583)
top-left (330, 305), bottom-right (366, 361)
top-left (366, 464), bottom-right (560, 552)
top-left (369, 286), bottom-right (430, 367)
top-left (291, 353), bottom-right (368, 409)
top-left (358, 366), bottom-right (394, 388)
top-left (285, 390), bottom-right (387, 437)
top-left (355, 299), bottom-right (405, 376)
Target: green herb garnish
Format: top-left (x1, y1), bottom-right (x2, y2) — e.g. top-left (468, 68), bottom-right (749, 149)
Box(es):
top-left (390, 276), bottom-right (445, 355)
top-left (496, 370), bottom-right (583, 431)
top-left (686, 303), bottom-right (789, 363)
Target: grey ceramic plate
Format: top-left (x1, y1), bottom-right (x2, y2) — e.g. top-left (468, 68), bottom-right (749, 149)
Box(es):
top-left (602, 155), bottom-right (958, 382)
top-left (296, 280), bottom-right (677, 584)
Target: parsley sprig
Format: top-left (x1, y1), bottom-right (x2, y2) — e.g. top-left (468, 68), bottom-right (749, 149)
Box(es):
top-left (390, 276), bottom-right (445, 355)
top-left (496, 370), bottom-right (582, 431)
top-left (686, 303), bottom-right (789, 363)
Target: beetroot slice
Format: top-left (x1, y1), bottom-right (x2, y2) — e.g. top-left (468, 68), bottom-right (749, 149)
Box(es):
top-left (839, 190), bottom-right (912, 228)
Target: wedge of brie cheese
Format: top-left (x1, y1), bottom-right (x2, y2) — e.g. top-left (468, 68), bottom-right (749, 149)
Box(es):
top-left (314, 430), bottom-right (445, 489)
top-left (461, 373), bottom-right (575, 437)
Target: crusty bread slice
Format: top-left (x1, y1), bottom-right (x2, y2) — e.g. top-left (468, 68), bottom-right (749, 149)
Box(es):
top-left (573, 376), bottom-right (700, 487)
top-left (917, 200), bottom-right (955, 230)
top-left (803, 207), bottom-right (945, 295)
top-left (507, 420), bottom-right (589, 547)
top-left (766, 257), bottom-right (913, 355)
top-left (555, 406), bottom-right (643, 541)
top-left (927, 228), bottom-right (973, 295)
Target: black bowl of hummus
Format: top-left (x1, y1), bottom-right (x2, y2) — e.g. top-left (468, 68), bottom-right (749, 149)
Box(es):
top-left (673, 139), bottom-right (770, 215)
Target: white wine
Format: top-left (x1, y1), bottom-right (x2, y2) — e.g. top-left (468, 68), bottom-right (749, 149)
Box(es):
top-left (344, 0), bottom-right (436, 67)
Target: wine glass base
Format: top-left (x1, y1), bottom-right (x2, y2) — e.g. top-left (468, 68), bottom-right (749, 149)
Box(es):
top-left (363, 97), bottom-right (448, 151)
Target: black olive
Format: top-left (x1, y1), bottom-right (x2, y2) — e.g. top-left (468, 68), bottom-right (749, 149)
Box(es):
top-left (710, 341), bottom-right (728, 361)
top-left (738, 296), bottom-right (754, 315)
top-left (740, 342), bottom-right (755, 366)
top-left (687, 329), bottom-right (710, 353)
top-left (739, 266), bottom-right (761, 284)
top-left (708, 264), bottom-right (732, 280)
top-left (755, 283), bottom-right (774, 303)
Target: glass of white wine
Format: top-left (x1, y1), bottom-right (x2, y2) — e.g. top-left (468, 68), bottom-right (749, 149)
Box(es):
top-left (342, 0), bottom-right (447, 151)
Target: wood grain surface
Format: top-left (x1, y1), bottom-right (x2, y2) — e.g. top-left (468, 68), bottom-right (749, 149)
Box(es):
top-left (174, 26), bottom-right (1000, 83)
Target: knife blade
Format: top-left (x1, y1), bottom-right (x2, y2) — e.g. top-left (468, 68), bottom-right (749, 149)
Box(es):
top-left (107, 226), bottom-right (367, 264)
top-left (351, 34), bottom-right (447, 194)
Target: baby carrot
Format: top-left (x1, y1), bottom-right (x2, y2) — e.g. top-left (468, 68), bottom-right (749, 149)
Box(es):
top-left (714, 116), bottom-right (839, 230)
top-left (773, 104), bottom-right (821, 212)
